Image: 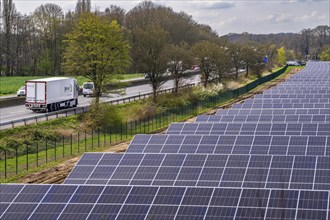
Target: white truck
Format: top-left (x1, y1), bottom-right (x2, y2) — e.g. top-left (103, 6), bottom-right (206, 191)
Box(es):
top-left (25, 77), bottom-right (79, 112)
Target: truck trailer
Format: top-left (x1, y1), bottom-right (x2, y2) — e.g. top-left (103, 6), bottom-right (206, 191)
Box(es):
top-left (25, 77), bottom-right (79, 112)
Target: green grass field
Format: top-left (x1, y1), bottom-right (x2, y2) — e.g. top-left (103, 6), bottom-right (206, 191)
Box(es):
top-left (0, 74), bottom-right (143, 96)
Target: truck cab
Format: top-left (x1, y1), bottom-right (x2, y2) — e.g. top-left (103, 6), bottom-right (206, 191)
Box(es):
top-left (82, 82), bottom-right (94, 97)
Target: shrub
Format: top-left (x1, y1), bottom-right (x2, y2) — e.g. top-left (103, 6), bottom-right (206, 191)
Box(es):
top-left (82, 102), bottom-right (124, 129)
top-left (156, 92), bottom-right (190, 109)
top-left (124, 101), bottom-right (157, 121)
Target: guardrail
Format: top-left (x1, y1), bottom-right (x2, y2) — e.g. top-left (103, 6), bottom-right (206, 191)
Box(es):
top-left (0, 84), bottom-right (195, 130)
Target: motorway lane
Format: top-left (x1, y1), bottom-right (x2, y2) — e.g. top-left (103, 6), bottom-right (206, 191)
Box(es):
top-left (0, 75), bottom-right (200, 124)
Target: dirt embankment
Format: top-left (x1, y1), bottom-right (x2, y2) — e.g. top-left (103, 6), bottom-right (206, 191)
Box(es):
top-left (16, 68), bottom-right (300, 184)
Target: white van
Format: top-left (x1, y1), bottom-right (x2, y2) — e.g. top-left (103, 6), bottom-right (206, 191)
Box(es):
top-left (82, 82), bottom-right (94, 97)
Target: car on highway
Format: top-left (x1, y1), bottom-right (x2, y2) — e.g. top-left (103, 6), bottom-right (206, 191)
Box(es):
top-left (82, 82), bottom-right (94, 97)
top-left (192, 65), bottom-right (200, 72)
top-left (286, 61), bottom-right (300, 66)
top-left (16, 86), bottom-right (26, 96)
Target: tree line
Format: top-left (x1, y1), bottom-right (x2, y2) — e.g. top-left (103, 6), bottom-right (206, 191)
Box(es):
top-left (0, 0), bottom-right (212, 76)
top-left (1, 0), bottom-right (329, 85)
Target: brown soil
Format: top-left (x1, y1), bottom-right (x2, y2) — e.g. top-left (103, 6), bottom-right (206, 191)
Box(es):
top-left (16, 68), bottom-right (300, 184)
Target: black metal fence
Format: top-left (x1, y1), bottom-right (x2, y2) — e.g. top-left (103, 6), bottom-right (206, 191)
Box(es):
top-left (0, 66), bottom-right (288, 180)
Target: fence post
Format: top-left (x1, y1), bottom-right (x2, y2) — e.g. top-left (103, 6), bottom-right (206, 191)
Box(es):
top-left (98, 129), bottom-right (100, 148)
top-left (26, 145), bottom-right (28, 171)
top-left (143, 118), bottom-right (146, 134)
top-left (46, 139), bottom-right (48, 163)
top-left (140, 118), bottom-right (143, 133)
top-left (78, 132), bottom-right (80, 154)
top-left (130, 121), bottom-right (133, 137)
top-left (109, 127), bottom-right (112, 144)
top-left (71, 134), bottom-right (73, 155)
top-left (115, 125), bottom-right (118, 142)
top-left (63, 136), bottom-right (65, 158)
top-left (5, 150), bottom-right (7, 179)
top-left (16, 147), bottom-right (18, 175)
top-left (104, 128), bottom-right (106, 147)
top-left (54, 138), bottom-right (57, 161)
top-left (36, 141), bottom-right (38, 167)
top-left (85, 130), bottom-right (87, 151)
top-left (126, 121), bottom-right (128, 139)
top-left (120, 123), bottom-right (123, 141)
top-left (92, 130), bottom-right (94, 150)
top-left (152, 115), bottom-right (154, 131)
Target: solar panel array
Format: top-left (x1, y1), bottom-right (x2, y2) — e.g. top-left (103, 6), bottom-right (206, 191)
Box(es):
top-left (1, 184), bottom-right (329, 220)
top-left (1, 61), bottom-right (329, 219)
top-left (167, 122), bottom-right (330, 136)
top-left (64, 153), bottom-right (330, 191)
top-left (124, 134), bottom-right (330, 156)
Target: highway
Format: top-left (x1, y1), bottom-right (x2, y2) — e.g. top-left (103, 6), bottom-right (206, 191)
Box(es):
top-left (0, 75), bottom-right (200, 125)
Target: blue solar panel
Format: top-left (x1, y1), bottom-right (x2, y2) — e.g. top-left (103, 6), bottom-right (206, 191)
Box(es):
top-left (2, 61), bottom-right (330, 220)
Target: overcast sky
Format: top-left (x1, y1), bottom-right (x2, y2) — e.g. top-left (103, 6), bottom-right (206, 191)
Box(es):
top-left (13, 0), bottom-right (330, 36)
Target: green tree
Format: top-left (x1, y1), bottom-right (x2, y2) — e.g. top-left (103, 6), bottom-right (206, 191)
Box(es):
top-left (287, 49), bottom-right (295, 61)
top-left (166, 42), bottom-right (192, 94)
top-left (132, 24), bottom-right (170, 102)
top-left (318, 46), bottom-right (330, 61)
top-left (213, 46), bottom-right (231, 83)
top-left (191, 40), bottom-right (218, 87)
top-left (63, 13), bottom-right (130, 105)
top-left (228, 44), bottom-right (243, 79)
top-left (241, 46), bottom-right (257, 77)
top-left (277, 46), bottom-right (287, 66)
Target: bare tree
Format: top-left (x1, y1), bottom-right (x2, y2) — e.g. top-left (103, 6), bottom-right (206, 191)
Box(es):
top-left (75, 0), bottom-right (91, 15)
top-left (32, 3), bottom-right (63, 75)
top-left (166, 42), bottom-right (192, 94)
top-left (132, 24), bottom-right (170, 102)
top-left (228, 44), bottom-right (243, 79)
top-left (104, 5), bottom-right (126, 26)
top-left (191, 40), bottom-right (218, 87)
top-left (213, 46), bottom-right (231, 83)
top-left (2, 0), bottom-right (15, 76)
